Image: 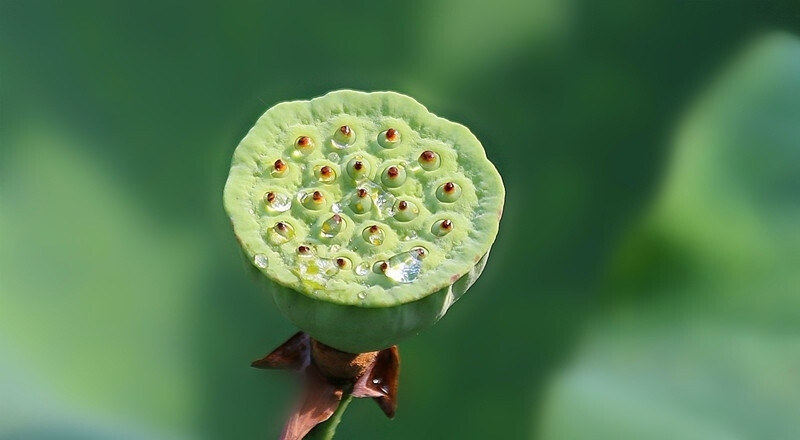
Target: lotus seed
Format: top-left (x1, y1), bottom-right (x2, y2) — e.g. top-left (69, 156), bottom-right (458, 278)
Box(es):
top-left (432, 219), bottom-right (453, 236)
top-left (315, 165), bottom-right (336, 183)
top-left (320, 214), bottom-right (345, 238)
top-left (418, 150), bottom-right (440, 171)
top-left (350, 188), bottom-right (373, 214)
top-left (272, 159), bottom-right (288, 176)
top-left (332, 125), bottom-right (355, 149)
top-left (301, 190), bottom-right (326, 210)
top-left (378, 128), bottom-right (401, 148)
top-left (381, 165), bottom-right (407, 188)
top-left (393, 200), bottom-right (419, 222)
top-left (335, 257), bottom-right (352, 270)
top-left (363, 225), bottom-right (385, 246)
top-left (347, 157), bottom-right (370, 181)
top-left (436, 181), bottom-right (462, 203)
top-left (268, 221), bottom-right (295, 244)
top-left (295, 136), bottom-right (314, 154)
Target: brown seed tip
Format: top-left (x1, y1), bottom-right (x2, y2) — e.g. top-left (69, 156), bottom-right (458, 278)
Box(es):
top-left (312, 191), bottom-right (324, 202)
top-left (444, 182), bottom-right (456, 193)
top-left (441, 219), bottom-right (453, 230)
top-left (339, 125), bottom-right (351, 136)
top-left (387, 166), bottom-right (399, 178)
top-left (420, 151), bottom-right (436, 162)
top-left (266, 192), bottom-right (276, 203)
top-left (336, 258), bottom-right (347, 268)
top-left (276, 222), bottom-right (287, 231)
top-left (320, 166), bottom-right (332, 177)
top-left (369, 225), bottom-right (380, 233)
top-left (298, 245), bottom-right (310, 254)
top-left (385, 128), bottom-right (398, 141)
top-left (296, 136), bottom-right (311, 147)
top-left (357, 188), bottom-right (368, 198)
top-left (398, 200), bottom-right (408, 210)
top-left (331, 214), bottom-right (342, 223)
top-left (274, 159), bottom-right (286, 172)
top-left (353, 161), bottom-right (364, 171)
top-left (379, 262), bottom-right (388, 272)
top-left (414, 248), bottom-right (427, 259)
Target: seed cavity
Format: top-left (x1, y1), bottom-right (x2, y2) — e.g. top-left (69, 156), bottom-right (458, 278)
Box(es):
top-left (362, 225), bottom-right (385, 246)
top-left (272, 159), bottom-right (288, 176)
top-left (418, 150), bottom-right (441, 171)
top-left (315, 165), bottom-right (336, 183)
top-left (320, 214), bottom-right (344, 238)
top-left (350, 187), bottom-right (373, 214)
top-left (263, 191), bottom-right (291, 212)
top-left (393, 199), bottom-right (419, 222)
top-left (373, 260), bottom-right (389, 273)
top-left (297, 245), bottom-right (314, 255)
top-left (384, 247), bottom-right (427, 283)
top-left (432, 219), bottom-right (454, 236)
top-left (381, 165), bottom-right (407, 188)
top-left (436, 181), bottom-right (462, 202)
top-left (295, 136), bottom-right (314, 153)
top-left (346, 157), bottom-right (370, 180)
top-left (378, 128), bottom-right (401, 148)
top-left (267, 221), bottom-right (295, 244)
top-left (332, 125), bottom-right (355, 148)
top-left (335, 257), bottom-right (352, 270)
top-left (301, 190), bottom-right (326, 210)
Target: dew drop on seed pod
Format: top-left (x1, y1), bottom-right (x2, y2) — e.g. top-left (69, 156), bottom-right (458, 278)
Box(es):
top-left (355, 263), bottom-right (370, 275)
top-left (330, 244), bottom-right (341, 252)
top-left (328, 152), bottom-right (340, 162)
top-left (321, 214), bottom-right (344, 238)
top-left (363, 225), bottom-right (385, 246)
top-left (357, 291), bottom-right (367, 300)
top-left (331, 202), bottom-right (342, 213)
top-left (384, 249), bottom-right (426, 283)
top-left (264, 191), bottom-right (291, 212)
top-left (267, 222), bottom-right (295, 244)
top-left (254, 254), bottom-right (269, 269)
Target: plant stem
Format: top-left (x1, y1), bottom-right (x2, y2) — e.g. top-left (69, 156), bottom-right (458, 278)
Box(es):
top-left (304, 392), bottom-right (354, 440)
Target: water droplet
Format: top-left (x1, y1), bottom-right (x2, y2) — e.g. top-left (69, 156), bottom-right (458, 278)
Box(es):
top-left (264, 192), bottom-right (291, 212)
top-left (267, 222), bottom-right (295, 244)
top-left (403, 230), bottom-right (418, 241)
top-left (248, 208), bottom-right (255, 215)
top-left (384, 249), bottom-right (425, 283)
top-left (331, 202), bottom-right (342, 213)
top-left (320, 214), bottom-right (344, 238)
top-left (357, 291), bottom-right (367, 300)
top-left (372, 378), bottom-right (381, 384)
top-left (328, 152), bottom-right (340, 162)
top-left (362, 225), bottom-right (385, 246)
top-left (254, 254), bottom-right (269, 268)
top-left (355, 263), bottom-right (370, 275)
top-left (330, 244), bottom-right (341, 252)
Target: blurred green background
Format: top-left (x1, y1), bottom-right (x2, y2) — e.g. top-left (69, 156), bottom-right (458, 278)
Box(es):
top-left (2, 1), bottom-right (799, 439)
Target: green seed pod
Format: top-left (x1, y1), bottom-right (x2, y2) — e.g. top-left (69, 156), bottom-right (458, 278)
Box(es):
top-left (224, 90), bottom-right (504, 353)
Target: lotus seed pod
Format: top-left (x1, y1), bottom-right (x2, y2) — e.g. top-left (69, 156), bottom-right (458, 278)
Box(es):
top-left (224, 90), bottom-right (504, 353)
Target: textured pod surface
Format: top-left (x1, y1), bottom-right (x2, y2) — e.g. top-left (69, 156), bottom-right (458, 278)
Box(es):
top-left (224, 90), bottom-right (504, 352)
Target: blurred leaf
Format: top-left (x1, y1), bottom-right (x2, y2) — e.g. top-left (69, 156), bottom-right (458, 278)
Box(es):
top-left (539, 33), bottom-right (800, 440)
top-left (0, 124), bottom-right (206, 438)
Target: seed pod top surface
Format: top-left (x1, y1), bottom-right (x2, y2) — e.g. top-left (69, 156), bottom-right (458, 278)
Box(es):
top-left (224, 90), bottom-right (504, 308)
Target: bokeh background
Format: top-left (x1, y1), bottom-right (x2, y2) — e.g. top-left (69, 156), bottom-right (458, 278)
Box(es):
top-left (2, 1), bottom-right (799, 439)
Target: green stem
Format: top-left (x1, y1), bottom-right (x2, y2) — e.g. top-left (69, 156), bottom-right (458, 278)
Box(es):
top-left (304, 392), bottom-right (354, 440)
